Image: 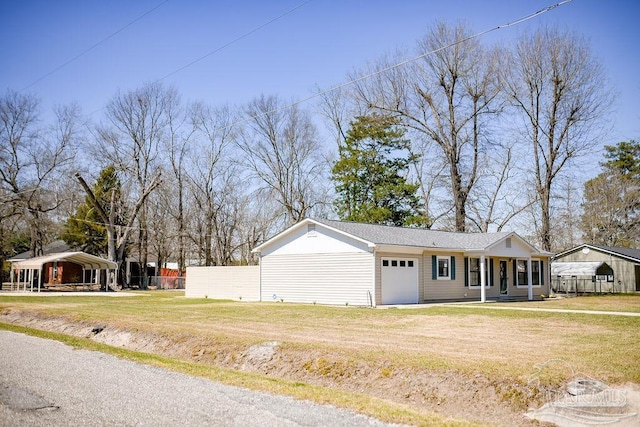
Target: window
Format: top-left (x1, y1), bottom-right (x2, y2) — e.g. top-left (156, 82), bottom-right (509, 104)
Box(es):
top-left (516, 260), bottom-right (543, 287)
top-left (517, 260), bottom-right (528, 286)
top-left (468, 258), bottom-right (490, 287)
top-left (532, 260), bottom-right (540, 286)
top-left (383, 258), bottom-right (416, 268)
top-left (437, 256), bottom-right (450, 279)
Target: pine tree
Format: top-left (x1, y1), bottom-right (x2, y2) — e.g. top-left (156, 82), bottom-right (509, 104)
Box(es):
top-left (62, 166), bottom-right (124, 255)
top-left (581, 140), bottom-right (640, 246)
top-left (331, 114), bottom-right (426, 226)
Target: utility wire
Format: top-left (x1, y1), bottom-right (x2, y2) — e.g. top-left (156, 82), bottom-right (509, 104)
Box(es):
top-left (229, 0), bottom-right (574, 132)
top-left (20, 0), bottom-right (171, 92)
top-left (158, 0), bottom-right (313, 82)
top-left (86, 0), bottom-right (313, 117)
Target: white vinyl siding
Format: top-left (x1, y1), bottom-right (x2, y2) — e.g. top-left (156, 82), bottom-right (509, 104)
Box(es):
top-left (260, 252), bottom-right (374, 306)
top-left (185, 266), bottom-right (259, 300)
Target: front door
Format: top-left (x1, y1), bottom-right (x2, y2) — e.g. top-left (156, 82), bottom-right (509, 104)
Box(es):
top-left (499, 260), bottom-right (508, 295)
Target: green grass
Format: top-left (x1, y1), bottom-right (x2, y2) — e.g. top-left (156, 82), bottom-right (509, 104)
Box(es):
top-left (491, 293), bottom-right (640, 312)
top-left (0, 321), bottom-right (467, 426)
top-left (1, 291), bottom-right (639, 424)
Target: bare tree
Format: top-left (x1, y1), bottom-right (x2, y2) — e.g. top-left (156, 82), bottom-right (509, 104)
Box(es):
top-left (238, 95), bottom-right (327, 224)
top-left (504, 27), bottom-right (612, 251)
top-left (352, 22), bottom-right (503, 231)
top-left (96, 82), bottom-right (176, 286)
top-left (75, 170), bottom-right (161, 289)
top-left (0, 90), bottom-right (79, 256)
top-left (185, 103), bottom-right (235, 265)
top-left (165, 98), bottom-right (195, 275)
top-left (467, 145), bottom-right (533, 232)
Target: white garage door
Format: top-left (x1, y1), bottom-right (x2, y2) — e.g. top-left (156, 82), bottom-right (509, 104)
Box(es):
top-left (381, 258), bottom-right (419, 304)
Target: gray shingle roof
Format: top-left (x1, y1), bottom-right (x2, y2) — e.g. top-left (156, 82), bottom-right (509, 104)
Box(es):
top-left (589, 244), bottom-right (640, 262)
top-left (313, 218), bottom-right (513, 250)
top-left (8, 240), bottom-right (73, 261)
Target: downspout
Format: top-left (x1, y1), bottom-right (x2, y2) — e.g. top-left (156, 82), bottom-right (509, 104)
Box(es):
top-left (370, 244), bottom-right (376, 307)
top-left (258, 252), bottom-right (263, 302)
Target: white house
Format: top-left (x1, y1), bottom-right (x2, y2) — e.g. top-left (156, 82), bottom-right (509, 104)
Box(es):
top-left (251, 218), bottom-right (551, 306)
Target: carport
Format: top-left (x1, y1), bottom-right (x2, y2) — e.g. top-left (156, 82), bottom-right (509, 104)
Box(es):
top-left (10, 252), bottom-right (117, 292)
top-left (550, 261), bottom-right (615, 293)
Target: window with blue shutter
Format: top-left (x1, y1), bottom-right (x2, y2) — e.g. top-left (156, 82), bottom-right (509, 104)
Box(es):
top-left (464, 257), bottom-right (469, 286)
top-left (450, 256), bottom-right (456, 280)
top-left (489, 258), bottom-right (494, 286)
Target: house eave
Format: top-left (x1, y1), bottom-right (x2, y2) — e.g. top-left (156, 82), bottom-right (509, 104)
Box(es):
top-left (554, 243), bottom-right (640, 264)
top-left (252, 218), bottom-right (376, 254)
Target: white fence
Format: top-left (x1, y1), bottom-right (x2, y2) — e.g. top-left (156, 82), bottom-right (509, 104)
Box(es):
top-left (185, 266), bottom-right (260, 301)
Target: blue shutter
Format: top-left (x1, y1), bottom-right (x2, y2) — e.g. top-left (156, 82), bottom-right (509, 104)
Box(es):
top-left (489, 258), bottom-right (494, 286)
top-left (512, 260), bottom-right (517, 286)
top-left (451, 256), bottom-right (456, 280)
top-left (541, 261), bottom-right (545, 286)
top-left (464, 257), bottom-right (469, 286)
top-left (432, 255), bottom-right (437, 280)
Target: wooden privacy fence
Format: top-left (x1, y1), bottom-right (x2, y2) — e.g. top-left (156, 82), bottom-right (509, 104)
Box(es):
top-left (185, 266), bottom-right (259, 301)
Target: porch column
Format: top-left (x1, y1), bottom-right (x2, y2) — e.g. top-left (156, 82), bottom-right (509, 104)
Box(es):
top-left (480, 255), bottom-right (486, 303)
top-left (10, 267), bottom-right (14, 291)
top-left (527, 257), bottom-right (533, 301)
top-left (28, 269), bottom-right (33, 292)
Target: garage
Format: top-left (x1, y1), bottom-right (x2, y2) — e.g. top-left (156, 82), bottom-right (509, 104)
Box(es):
top-left (381, 257), bottom-right (419, 304)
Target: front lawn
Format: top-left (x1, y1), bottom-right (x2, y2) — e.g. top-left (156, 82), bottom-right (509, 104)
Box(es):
top-left (1, 292), bottom-right (638, 425)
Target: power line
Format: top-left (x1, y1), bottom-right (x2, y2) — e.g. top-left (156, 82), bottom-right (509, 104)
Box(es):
top-left (87, 0), bottom-right (313, 117)
top-left (158, 0), bottom-right (313, 82)
top-left (227, 0), bottom-right (574, 131)
top-left (20, 0), bottom-right (171, 92)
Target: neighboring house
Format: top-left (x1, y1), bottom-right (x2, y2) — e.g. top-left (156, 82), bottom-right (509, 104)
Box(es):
top-left (8, 251), bottom-right (117, 292)
top-left (8, 240), bottom-right (73, 262)
top-left (251, 218), bottom-right (551, 306)
top-left (552, 244), bottom-right (640, 293)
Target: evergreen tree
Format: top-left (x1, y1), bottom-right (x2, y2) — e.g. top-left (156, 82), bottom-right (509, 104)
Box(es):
top-left (581, 140), bottom-right (640, 247)
top-left (331, 114), bottom-right (425, 226)
top-left (62, 165), bottom-right (123, 255)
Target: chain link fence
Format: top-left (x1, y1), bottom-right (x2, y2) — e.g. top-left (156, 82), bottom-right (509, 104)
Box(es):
top-left (551, 277), bottom-right (621, 295)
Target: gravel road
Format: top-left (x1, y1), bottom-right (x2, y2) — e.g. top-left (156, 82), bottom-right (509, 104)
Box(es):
top-left (0, 331), bottom-right (393, 426)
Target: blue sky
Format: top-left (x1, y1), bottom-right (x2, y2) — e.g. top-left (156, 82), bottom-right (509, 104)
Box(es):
top-left (1, 0), bottom-right (638, 151)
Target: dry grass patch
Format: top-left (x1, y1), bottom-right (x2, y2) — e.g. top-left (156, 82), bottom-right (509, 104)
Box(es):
top-left (493, 293), bottom-right (640, 312)
top-left (1, 291), bottom-right (639, 425)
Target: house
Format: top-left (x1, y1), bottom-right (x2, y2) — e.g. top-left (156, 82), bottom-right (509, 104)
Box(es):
top-left (251, 218), bottom-right (551, 306)
top-left (552, 244), bottom-right (640, 293)
top-left (7, 240), bottom-right (73, 262)
top-left (8, 251), bottom-right (117, 292)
